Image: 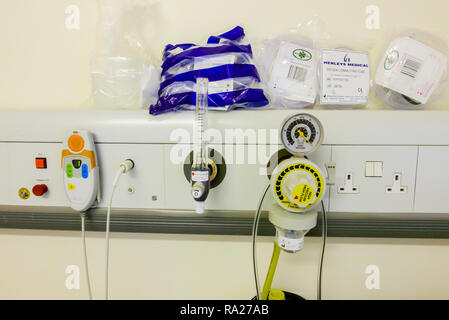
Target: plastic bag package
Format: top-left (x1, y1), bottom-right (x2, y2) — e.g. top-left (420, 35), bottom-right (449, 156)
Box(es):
top-left (258, 35), bottom-right (319, 109)
top-left (258, 18), bottom-right (373, 110)
top-left (374, 30), bottom-right (449, 109)
top-left (91, 0), bottom-right (160, 109)
top-left (318, 44), bottom-right (372, 109)
top-left (149, 26), bottom-right (269, 115)
top-left (257, 18), bottom-right (336, 109)
top-left (91, 55), bottom-right (145, 109)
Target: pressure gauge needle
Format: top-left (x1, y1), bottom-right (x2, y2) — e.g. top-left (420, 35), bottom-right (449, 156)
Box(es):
top-left (297, 130), bottom-right (312, 145)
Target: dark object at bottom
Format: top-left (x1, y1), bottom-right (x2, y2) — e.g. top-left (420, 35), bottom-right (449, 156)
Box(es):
top-left (251, 291), bottom-right (305, 301)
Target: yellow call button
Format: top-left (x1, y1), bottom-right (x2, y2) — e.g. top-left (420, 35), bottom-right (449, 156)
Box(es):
top-left (292, 184), bottom-right (314, 205)
top-left (67, 183), bottom-right (76, 191)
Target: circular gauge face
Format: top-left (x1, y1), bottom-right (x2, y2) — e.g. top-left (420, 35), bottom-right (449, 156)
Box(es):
top-left (280, 114), bottom-right (324, 156)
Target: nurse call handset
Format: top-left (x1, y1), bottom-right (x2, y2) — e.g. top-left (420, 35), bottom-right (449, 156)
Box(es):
top-left (62, 130), bottom-right (99, 212)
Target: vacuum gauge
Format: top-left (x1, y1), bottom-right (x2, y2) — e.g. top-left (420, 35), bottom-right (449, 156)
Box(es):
top-left (280, 113), bottom-right (323, 156)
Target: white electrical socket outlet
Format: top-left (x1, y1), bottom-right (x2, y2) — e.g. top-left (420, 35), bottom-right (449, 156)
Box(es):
top-left (386, 173), bottom-right (408, 194)
top-left (338, 172), bottom-right (360, 194)
top-left (330, 146), bottom-right (417, 213)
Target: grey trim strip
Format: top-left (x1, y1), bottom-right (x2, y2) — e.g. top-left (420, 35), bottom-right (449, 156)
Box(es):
top-left (1, 208), bottom-right (449, 239)
top-left (0, 211), bottom-right (276, 236)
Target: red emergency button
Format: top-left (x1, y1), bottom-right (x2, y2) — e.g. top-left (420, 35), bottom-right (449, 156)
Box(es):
top-left (32, 184), bottom-right (48, 197)
top-left (35, 158), bottom-right (47, 169)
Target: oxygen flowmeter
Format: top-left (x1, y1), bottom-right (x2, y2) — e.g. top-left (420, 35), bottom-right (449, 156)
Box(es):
top-left (190, 78), bottom-right (210, 214)
top-left (253, 113), bottom-right (327, 300)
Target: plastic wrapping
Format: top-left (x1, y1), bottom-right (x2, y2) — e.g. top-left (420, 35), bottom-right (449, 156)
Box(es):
top-left (91, 56), bottom-right (144, 109)
top-left (318, 46), bottom-right (371, 109)
top-left (149, 26), bottom-right (268, 115)
top-left (374, 30), bottom-right (449, 109)
top-left (91, 0), bottom-right (159, 109)
top-left (258, 19), bottom-right (374, 110)
top-left (258, 35), bottom-right (319, 109)
top-left (314, 24), bottom-right (373, 109)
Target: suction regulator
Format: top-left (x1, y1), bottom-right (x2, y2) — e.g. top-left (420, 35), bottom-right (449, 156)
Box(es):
top-left (253, 113), bottom-right (328, 301)
top-left (270, 113), bottom-right (326, 251)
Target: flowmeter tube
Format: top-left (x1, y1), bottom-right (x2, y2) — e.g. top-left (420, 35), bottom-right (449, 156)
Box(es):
top-left (190, 78), bottom-right (210, 214)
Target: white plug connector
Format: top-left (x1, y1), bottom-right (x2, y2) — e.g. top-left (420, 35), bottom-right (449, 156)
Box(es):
top-left (119, 159), bottom-right (135, 174)
top-left (325, 162), bottom-right (336, 185)
top-left (112, 160), bottom-right (135, 189)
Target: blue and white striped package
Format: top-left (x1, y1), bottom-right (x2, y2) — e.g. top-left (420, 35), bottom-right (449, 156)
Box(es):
top-left (150, 26), bottom-right (269, 115)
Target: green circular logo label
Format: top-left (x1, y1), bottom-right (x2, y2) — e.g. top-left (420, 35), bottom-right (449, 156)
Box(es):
top-left (293, 49), bottom-right (312, 61)
top-left (384, 50), bottom-right (399, 70)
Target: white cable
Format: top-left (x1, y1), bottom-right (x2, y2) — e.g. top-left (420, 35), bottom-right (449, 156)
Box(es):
top-left (81, 214), bottom-right (93, 300)
top-left (105, 159), bottom-right (134, 300)
top-left (105, 167), bottom-right (124, 300)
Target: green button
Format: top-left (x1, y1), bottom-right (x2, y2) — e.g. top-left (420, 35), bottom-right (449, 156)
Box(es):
top-left (66, 163), bottom-right (73, 178)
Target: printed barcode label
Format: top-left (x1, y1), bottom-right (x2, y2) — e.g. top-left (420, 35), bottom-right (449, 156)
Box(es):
top-left (287, 65), bottom-right (307, 82)
top-left (400, 56), bottom-right (422, 79)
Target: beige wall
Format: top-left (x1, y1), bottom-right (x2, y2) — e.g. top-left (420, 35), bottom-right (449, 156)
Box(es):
top-left (1, 229), bottom-right (449, 300)
top-left (1, 0), bottom-right (449, 299)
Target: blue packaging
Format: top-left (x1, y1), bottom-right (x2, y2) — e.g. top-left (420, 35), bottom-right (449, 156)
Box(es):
top-left (150, 26), bottom-right (269, 115)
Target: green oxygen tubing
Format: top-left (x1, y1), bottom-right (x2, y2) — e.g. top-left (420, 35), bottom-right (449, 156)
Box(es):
top-left (260, 242), bottom-right (282, 300)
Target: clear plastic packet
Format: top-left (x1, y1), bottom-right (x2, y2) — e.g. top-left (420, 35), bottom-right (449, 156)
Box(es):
top-left (374, 30), bottom-right (449, 110)
top-left (149, 26), bottom-right (269, 115)
top-left (258, 35), bottom-right (319, 109)
top-left (317, 44), bottom-right (372, 109)
top-left (257, 17), bottom-right (374, 109)
top-left (91, 0), bottom-right (159, 109)
top-left (91, 55), bottom-right (144, 109)
top-left (257, 18), bottom-right (331, 109)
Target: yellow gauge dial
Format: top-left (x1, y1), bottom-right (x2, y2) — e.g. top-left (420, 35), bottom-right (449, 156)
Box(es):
top-left (271, 158), bottom-right (326, 213)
